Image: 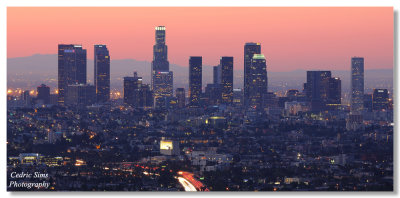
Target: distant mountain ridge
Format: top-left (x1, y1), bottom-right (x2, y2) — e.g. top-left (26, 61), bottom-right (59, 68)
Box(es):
top-left (8, 54), bottom-right (393, 95)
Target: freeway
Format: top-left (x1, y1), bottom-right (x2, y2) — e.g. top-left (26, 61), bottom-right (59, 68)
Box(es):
top-left (177, 177), bottom-right (197, 191)
top-left (177, 171), bottom-right (209, 191)
top-left (107, 162), bottom-right (209, 191)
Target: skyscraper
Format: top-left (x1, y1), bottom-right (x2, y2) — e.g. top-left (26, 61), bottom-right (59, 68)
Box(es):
top-left (123, 72), bottom-right (142, 106)
top-left (248, 54), bottom-right (268, 109)
top-left (176, 88), bottom-right (186, 109)
top-left (124, 72), bottom-right (153, 108)
top-left (213, 65), bottom-right (221, 85)
top-left (233, 88), bottom-right (243, 107)
top-left (305, 71), bottom-right (341, 111)
top-left (220, 57), bottom-right (234, 105)
top-left (324, 77), bottom-right (341, 110)
top-left (152, 27), bottom-right (169, 71)
top-left (37, 84), bottom-right (50, 104)
top-left (138, 84), bottom-right (153, 109)
top-left (244, 42), bottom-right (261, 107)
top-left (305, 71), bottom-right (331, 112)
top-left (205, 83), bottom-right (222, 106)
top-left (189, 56), bottom-right (202, 107)
top-left (372, 88), bottom-right (389, 111)
top-left (58, 44), bottom-right (87, 105)
top-left (363, 94), bottom-right (373, 112)
top-left (351, 57), bottom-right (364, 113)
top-left (151, 26), bottom-right (173, 107)
top-left (94, 44), bottom-right (110, 103)
top-left (210, 65), bottom-right (222, 106)
top-left (153, 72), bottom-right (173, 95)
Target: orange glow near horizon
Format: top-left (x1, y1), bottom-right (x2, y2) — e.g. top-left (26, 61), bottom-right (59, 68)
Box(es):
top-left (7, 7), bottom-right (393, 71)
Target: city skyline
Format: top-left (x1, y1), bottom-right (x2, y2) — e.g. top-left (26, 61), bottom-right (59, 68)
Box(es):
top-left (7, 7), bottom-right (393, 72)
top-left (6, 7), bottom-right (394, 192)
top-left (5, 26), bottom-right (394, 111)
top-left (49, 27), bottom-right (369, 112)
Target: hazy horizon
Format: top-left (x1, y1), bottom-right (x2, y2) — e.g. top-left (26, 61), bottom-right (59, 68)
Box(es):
top-left (7, 53), bottom-right (395, 72)
top-left (7, 54), bottom-right (393, 100)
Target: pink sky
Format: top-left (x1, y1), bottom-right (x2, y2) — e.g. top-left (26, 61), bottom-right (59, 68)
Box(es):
top-left (7, 7), bottom-right (393, 71)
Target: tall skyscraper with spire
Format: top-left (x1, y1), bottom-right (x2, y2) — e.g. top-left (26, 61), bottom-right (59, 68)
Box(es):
top-left (58, 44), bottom-right (87, 105)
top-left (244, 42), bottom-right (261, 107)
top-left (151, 26), bottom-right (173, 108)
top-left (94, 44), bottom-right (110, 103)
top-left (350, 57), bottom-right (364, 114)
top-left (152, 26), bottom-right (169, 72)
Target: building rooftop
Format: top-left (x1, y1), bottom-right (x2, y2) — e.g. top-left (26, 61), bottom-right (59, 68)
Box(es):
top-left (252, 54), bottom-right (265, 60)
top-left (155, 26), bottom-right (166, 31)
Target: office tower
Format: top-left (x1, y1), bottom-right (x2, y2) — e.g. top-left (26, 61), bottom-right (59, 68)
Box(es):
top-left (123, 72), bottom-right (142, 106)
top-left (305, 71), bottom-right (331, 111)
top-left (304, 71), bottom-right (341, 111)
top-left (244, 42), bottom-right (261, 107)
top-left (176, 88), bottom-right (186, 109)
top-left (189, 56), bottom-right (202, 107)
top-left (152, 26), bottom-right (169, 71)
top-left (350, 57), bottom-right (364, 113)
top-left (324, 77), bottom-right (341, 110)
top-left (65, 84), bottom-right (96, 107)
top-left (213, 65), bottom-right (221, 85)
top-left (37, 84), bottom-right (50, 104)
top-left (210, 65), bottom-right (222, 105)
top-left (205, 83), bottom-right (222, 106)
top-left (153, 71), bottom-right (173, 98)
top-left (372, 88), bottom-right (389, 111)
top-left (138, 84), bottom-right (153, 109)
top-left (248, 54), bottom-right (268, 109)
top-left (124, 72), bottom-right (153, 108)
top-left (220, 57), bottom-right (234, 105)
top-left (363, 94), bottom-right (373, 112)
top-left (94, 44), bottom-right (110, 103)
top-left (58, 44), bottom-right (87, 105)
top-left (233, 88), bottom-right (243, 107)
top-left (151, 26), bottom-right (173, 107)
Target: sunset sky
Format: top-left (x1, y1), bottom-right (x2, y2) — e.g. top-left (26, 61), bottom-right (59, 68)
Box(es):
top-left (7, 7), bottom-right (393, 71)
